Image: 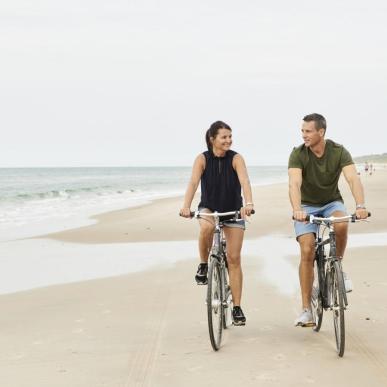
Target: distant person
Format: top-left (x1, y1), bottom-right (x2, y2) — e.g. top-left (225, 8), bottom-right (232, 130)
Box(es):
top-left (364, 162), bottom-right (369, 174)
top-left (179, 121), bottom-right (254, 326)
top-left (288, 113), bottom-right (369, 327)
top-left (369, 163), bottom-right (373, 175)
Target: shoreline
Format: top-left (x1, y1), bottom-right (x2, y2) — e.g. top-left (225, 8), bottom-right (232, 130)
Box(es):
top-left (43, 168), bottom-right (386, 244)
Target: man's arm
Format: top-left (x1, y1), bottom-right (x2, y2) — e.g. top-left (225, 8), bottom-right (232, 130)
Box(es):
top-left (342, 164), bottom-right (368, 219)
top-left (288, 167), bottom-right (306, 221)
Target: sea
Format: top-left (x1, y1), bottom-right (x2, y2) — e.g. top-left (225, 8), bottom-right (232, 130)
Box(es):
top-left (0, 166), bottom-right (287, 241)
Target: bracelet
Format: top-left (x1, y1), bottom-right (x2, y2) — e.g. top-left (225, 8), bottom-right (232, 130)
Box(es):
top-left (356, 204), bottom-right (366, 209)
top-left (245, 202), bottom-right (254, 206)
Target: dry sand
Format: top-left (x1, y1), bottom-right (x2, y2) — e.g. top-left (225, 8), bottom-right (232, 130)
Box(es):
top-left (1, 170), bottom-right (386, 386)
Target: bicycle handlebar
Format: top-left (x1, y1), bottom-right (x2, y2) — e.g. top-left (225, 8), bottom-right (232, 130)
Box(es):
top-left (180, 209), bottom-right (255, 218)
top-left (292, 212), bottom-right (371, 223)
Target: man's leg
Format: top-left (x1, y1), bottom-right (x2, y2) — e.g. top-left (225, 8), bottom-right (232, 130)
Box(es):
top-left (331, 210), bottom-right (348, 258)
top-left (297, 233), bottom-right (315, 309)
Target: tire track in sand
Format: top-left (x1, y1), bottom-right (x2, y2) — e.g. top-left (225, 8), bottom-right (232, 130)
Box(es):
top-left (125, 280), bottom-right (171, 387)
top-left (348, 331), bottom-right (387, 384)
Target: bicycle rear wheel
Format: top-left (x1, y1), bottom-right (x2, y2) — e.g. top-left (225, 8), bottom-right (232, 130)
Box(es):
top-left (331, 261), bottom-right (346, 357)
top-left (207, 258), bottom-right (223, 351)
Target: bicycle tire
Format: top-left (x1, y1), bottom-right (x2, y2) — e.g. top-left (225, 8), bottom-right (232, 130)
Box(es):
top-left (331, 261), bottom-right (346, 357)
top-left (207, 258), bottom-right (223, 351)
top-left (311, 250), bottom-right (324, 331)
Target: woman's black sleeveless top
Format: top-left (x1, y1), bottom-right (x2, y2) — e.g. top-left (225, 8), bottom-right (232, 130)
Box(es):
top-left (198, 150), bottom-right (242, 212)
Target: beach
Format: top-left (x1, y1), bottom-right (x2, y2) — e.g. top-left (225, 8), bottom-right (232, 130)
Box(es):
top-left (1, 170), bottom-right (387, 386)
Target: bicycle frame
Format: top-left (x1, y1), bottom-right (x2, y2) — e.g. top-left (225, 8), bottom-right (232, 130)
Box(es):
top-left (315, 222), bottom-right (348, 309)
top-left (193, 210), bottom-right (242, 350)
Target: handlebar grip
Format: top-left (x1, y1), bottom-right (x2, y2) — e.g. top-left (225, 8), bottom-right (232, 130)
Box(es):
top-left (351, 211), bottom-right (371, 222)
top-left (251, 209), bottom-right (255, 215)
top-left (179, 211), bottom-right (196, 217)
top-left (292, 215), bottom-right (309, 221)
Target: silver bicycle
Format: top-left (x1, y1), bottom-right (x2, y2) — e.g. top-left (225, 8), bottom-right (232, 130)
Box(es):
top-left (192, 210), bottom-right (252, 351)
top-left (308, 213), bottom-right (370, 357)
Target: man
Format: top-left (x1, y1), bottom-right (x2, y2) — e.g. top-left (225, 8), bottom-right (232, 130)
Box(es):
top-left (288, 113), bottom-right (368, 327)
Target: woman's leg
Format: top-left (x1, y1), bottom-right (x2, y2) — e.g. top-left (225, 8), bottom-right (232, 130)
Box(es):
top-left (198, 209), bottom-right (214, 262)
top-left (223, 227), bottom-right (244, 306)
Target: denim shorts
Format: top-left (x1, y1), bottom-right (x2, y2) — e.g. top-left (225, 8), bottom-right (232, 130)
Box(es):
top-left (198, 207), bottom-right (246, 230)
top-left (294, 201), bottom-right (347, 238)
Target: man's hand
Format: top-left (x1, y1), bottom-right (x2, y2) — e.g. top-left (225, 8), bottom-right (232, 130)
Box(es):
top-left (355, 207), bottom-right (368, 220)
top-left (293, 209), bottom-right (307, 222)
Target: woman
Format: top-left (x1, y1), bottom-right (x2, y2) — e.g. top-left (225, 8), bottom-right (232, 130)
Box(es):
top-left (179, 120), bottom-right (254, 326)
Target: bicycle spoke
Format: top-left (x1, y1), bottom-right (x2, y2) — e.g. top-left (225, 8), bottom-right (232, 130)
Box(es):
top-left (207, 259), bottom-right (223, 351)
top-left (331, 263), bottom-right (345, 357)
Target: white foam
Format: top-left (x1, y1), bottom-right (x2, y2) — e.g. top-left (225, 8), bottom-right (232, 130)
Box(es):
top-left (0, 232), bottom-right (386, 295)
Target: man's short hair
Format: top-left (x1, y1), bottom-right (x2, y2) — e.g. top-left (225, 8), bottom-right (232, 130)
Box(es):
top-left (303, 113), bottom-right (327, 132)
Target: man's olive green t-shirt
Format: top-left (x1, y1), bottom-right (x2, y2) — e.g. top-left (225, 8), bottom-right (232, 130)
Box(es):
top-left (288, 139), bottom-right (354, 206)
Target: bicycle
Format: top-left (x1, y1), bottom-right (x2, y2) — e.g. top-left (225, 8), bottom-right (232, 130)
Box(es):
top-left (308, 213), bottom-right (370, 357)
top-left (190, 209), bottom-right (253, 351)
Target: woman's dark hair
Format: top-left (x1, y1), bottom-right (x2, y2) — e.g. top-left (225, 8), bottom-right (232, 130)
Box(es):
top-left (205, 121), bottom-right (232, 151)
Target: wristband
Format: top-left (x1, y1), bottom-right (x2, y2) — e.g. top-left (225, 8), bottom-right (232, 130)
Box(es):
top-left (245, 202), bottom-right (254, 206)
top-left (356, 204), bottom-right (366, 209)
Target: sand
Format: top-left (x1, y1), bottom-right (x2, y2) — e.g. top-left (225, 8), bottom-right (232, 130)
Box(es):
top-left (0, 169), bottom-right (386, 386)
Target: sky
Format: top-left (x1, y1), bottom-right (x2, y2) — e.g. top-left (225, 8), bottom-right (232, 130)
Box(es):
top-left (1, 0), bottom-right (386, 167)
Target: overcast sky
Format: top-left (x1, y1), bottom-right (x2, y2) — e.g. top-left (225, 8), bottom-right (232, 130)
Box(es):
top-left (1, 0), bottom-right (386, 167)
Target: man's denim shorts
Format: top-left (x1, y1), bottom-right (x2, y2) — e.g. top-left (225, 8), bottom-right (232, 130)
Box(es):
top-left (294, 201), bottom-right (347, 239)
top-left (198, 207), bottom-right (246, 230)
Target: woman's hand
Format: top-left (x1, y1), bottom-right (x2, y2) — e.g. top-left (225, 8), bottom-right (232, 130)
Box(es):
top-left (179, 207), bottom-right (192, 218)
top-left (241, 203), bottom-right (254, 219)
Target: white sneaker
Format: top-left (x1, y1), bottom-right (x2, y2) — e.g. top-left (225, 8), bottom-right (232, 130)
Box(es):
top-left (343, 272), bottom-right (353, 293)
top-left (294, 309), bottom-right (315, 327)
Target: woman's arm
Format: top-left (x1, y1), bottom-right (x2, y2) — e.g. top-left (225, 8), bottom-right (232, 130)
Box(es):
top-left (233, 154), bottom-right (254, 216)
top-left (180, 154), bottom-right (205, 217)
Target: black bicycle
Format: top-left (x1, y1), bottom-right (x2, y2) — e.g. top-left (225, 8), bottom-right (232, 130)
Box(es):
top-left (191, 210), bottom-right (251, 351)
top-left (308, 213), bottom-right (370, 357)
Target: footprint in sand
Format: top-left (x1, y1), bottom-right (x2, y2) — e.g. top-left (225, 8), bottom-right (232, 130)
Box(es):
top-left (9, 353), bottom-right (25, 360)
top-left (255, 373), bottom-right (277, 382)
top-left (72, 328), bottom-right (84, 334)
top-left (273, 353), bottom-right (285, 361)
top-left (259, 325), bottom-right (273, 331)
top-left (188, 365), bottom-right (204, 372)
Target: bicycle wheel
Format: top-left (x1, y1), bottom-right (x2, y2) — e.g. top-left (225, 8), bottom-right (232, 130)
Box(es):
top-left (311, 260), bottom-right (323, 331)
top-left (222, 266), bottom-right (233, 329)
top-left (207, 258), bottom-right (223, 351)
top-left (331, 261), bottom-right (346, 357)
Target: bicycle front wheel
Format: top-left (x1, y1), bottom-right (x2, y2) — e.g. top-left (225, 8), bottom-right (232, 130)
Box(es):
top-left (331, 261), bottom-right (346, 357)
top-left (222, 266), bottom-right (233, 329)
top-left (207, 258), bottom-right (223, 351)
top-left (311, 259), bottom-right (324, 331)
